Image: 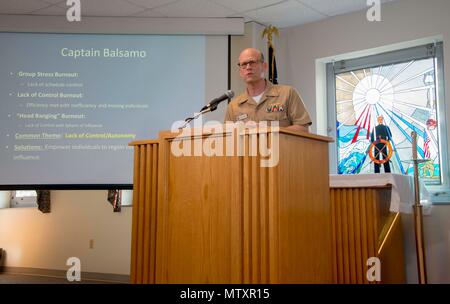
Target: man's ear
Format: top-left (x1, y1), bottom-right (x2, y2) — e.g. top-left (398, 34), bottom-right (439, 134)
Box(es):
top-left (260, 61), bottom-right (268, 78)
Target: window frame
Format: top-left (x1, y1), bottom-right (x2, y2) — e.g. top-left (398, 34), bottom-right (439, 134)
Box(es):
top-left (120, 189), bottom-right (133, 207)
top-left (326, 42), bottom-right (449, 203)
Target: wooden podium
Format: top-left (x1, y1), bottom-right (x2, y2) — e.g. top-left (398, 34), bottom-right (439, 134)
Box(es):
top-left (330, 184), bottom-right (406, 283)
top-left (129, 126), bottom-right (333, 283)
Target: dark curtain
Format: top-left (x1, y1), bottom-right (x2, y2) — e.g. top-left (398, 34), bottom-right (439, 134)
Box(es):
top-left (36, 190), bottom-right (51, 213)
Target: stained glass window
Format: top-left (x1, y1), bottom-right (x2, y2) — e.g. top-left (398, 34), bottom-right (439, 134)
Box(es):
top-left (334, 53), bottom-right (442, 185)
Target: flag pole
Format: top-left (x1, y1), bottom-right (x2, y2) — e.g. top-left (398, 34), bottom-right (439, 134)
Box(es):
top-left (262, 25), bottom-right (279, 84)
top-left (411, 131), bottom-right (428, 284)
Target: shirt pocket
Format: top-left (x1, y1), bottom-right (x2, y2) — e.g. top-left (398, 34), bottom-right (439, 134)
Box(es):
top-left (264, 111), bottom-right (288, 121)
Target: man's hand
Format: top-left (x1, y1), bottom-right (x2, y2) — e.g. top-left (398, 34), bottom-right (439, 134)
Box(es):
top-left (286, 124), bottom-right (309, 133)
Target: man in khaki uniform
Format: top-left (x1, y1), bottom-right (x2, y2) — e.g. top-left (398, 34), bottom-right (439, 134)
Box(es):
top-left (225, 48), bottom-right (312, 132)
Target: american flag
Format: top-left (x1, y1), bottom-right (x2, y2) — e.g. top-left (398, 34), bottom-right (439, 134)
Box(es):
top-left (107, 189), bottom-right (122, 212)
top-left (423, 132), bottom-right (431, 159)
top-left (268, 41), bottom-right (278, 84)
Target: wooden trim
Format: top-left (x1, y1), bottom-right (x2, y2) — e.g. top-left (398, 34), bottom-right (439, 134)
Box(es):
top-left (330, 185), bottom-right (392, 189)
top-left (156, 127), bottom-right (333, 143)
top-left (129, 139), bottom-right (160, 146)
top-left (129, 146), bottom-right (140, 283)
top-left (155, 137), bottom-right (170, 283)
top-left (129, 143), bottom-right (159, 284)
top-left (267, 135), bottom-right (280, 283)
top-left (135, 145), bottom-right (146, 282)
top-left (278, 128), bottom-right (334, 142)
top-left (0, 266), bottom-right (129, 283)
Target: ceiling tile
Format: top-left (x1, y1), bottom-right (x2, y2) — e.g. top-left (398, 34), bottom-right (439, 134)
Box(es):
top-left (152, 0), bottom-right (236, 17)
top-left (58, 0), bottom-right (144, 17)
top-left (126, 0), bottom-right (180, 9)
top-left (210, 0), bottom-right (284, 13)
top-left (132, 8), bottom-right (168, 17)
top-left (31, 4), bottom-right (66, 16)
top-left (297, 0), bottom-right (395, 17)
top-left (246, 0), bottom-right (326, 28)
top-left (41, 0), bottom-right (65, 4)
top-left (0, 0), bottom-right (50, 14)
top-left (0, 0), bottom-right (401, 28)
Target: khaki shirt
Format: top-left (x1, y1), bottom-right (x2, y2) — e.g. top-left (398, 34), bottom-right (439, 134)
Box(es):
top-left (224, 81), bottom-right (312, 127)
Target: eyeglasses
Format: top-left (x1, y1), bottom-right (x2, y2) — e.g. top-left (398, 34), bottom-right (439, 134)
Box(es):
top-left (237, 60), bottom-right (262, 69)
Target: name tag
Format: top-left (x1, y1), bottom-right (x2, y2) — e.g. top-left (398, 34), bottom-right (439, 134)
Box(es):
top-left (237, 113), bottom-right (248, 121)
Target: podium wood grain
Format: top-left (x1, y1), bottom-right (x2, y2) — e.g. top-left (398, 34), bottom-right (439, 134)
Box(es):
top-left (330, 186), bottom-right (406, 283)
top-left (130, 129), bottom-right (333, 283)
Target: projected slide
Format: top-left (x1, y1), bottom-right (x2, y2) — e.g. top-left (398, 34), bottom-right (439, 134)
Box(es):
top-left (0, 33), bottom-right (206, 186)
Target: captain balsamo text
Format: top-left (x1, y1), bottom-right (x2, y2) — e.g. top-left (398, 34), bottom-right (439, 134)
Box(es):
top-left (61, 48), bottom-right (147, 59)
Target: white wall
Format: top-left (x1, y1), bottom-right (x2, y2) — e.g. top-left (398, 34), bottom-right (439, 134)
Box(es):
top-left (0, 190), bottom-right (132, 275)
top-left (278, 0), bottom-right (450, 283)
top-left (0, 191), bottom-right (10, 209)
top-left (203, 36), bottom-right (230, 123)
top-left (402, 206), bottom-right (450, 283)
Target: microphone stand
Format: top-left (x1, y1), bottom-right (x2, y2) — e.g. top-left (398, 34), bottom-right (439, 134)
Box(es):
top-left (179, 105), bottom-right (217, 129)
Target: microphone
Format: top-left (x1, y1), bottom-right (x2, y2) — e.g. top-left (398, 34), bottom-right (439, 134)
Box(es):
top-left (200, 90), bottom-right (234, 111)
